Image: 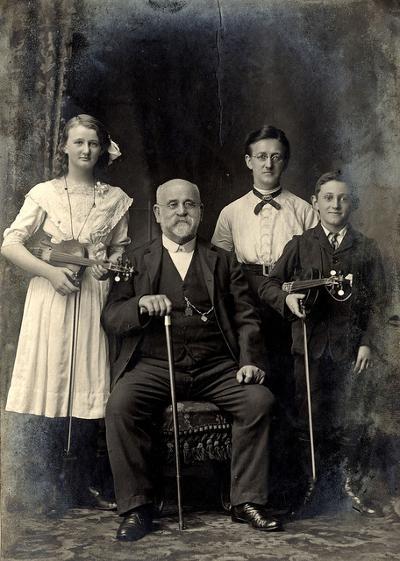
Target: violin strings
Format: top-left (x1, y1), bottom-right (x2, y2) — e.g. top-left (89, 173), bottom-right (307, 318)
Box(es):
top-left (290, 279), bottom-right (332, 289)
top-left (48, 251), bottom-right (123, 271)
top-left (46, 250), bottom-right (105, 268)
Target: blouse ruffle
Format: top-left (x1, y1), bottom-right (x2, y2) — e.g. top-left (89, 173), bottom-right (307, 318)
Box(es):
top-left (3, 179), bottom-right (133, 247)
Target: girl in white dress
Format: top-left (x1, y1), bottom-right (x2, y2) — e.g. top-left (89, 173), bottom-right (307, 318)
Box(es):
top-left (2, 114), bottom-right (133, 510)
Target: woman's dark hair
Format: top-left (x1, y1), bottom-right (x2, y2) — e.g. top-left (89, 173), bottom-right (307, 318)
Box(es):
top-left (53, 114), bottom-right (111, 178)
top-left (314, 170), bottom-right (359, 208)
top-left (244, 125), bottom-right (290, 164)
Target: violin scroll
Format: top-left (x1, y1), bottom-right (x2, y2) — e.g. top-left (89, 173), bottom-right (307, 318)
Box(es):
top-left (325, 270), bottom-right (352, 301)
top-left (112, 256), bottom-right (135, 282)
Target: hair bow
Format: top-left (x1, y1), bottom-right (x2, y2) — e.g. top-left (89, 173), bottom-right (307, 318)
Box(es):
top-left (108, 139), bottom-right (122, 165)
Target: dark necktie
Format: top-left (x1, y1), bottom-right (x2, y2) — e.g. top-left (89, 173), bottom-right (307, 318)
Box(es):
top-left (329, 232), bottom-right (339, 250)
top-left (253, 187), bottom-right (282, 215)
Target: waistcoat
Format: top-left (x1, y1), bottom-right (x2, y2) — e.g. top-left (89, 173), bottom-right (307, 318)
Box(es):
top-left (139, 248), bottom-right (230, 367)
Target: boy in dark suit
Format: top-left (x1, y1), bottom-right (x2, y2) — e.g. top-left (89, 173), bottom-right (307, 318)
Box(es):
top-left (258, 170), bottom-right (386, 514)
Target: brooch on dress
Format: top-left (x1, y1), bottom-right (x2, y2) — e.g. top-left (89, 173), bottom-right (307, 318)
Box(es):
top-left (95, 181), bottom-right (109, 198)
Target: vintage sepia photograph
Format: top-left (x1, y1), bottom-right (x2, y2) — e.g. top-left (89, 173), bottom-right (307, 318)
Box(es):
top-left (1, 1), bottom-right (400, 559)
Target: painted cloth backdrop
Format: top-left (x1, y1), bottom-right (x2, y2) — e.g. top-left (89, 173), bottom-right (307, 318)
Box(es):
top-left (0, 0), bottom-right (74, 514)
top-left (1, 0), bottom-right (399, 516)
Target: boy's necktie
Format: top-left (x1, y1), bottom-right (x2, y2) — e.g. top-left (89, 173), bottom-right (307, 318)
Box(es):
top-left (329, 232), bottom-right (339, 250)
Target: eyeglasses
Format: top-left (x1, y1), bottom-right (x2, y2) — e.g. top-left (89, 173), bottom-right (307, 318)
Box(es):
top-left (156, 201), bottom-right (202, 211)
top-left (251, 153), bottom-right (284, 163)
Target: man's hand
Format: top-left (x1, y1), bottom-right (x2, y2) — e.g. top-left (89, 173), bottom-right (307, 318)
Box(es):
top-left (285, 293), bottom-right (306, 318)
top-left (353, 345), bottom-right (371, 374)
top-left (236, 365), bottom-right (265, 385)
top-left (138, 294), bottom-right (172, 316)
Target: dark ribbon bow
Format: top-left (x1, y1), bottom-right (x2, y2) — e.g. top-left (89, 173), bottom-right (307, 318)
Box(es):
top-left (253, 187), bottom-right (282, 215)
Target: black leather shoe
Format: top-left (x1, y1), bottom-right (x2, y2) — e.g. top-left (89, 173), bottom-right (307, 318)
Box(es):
top-left (231, 503), bottom-right (283, 531)
top-left (87, 486), bottom-right (117, 511)
top-left (116, 506), bottom-right (153, 542)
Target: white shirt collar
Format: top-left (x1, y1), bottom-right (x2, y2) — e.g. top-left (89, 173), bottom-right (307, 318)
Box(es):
top-left (321, 224), bottom-right (348, 239)
top-left (252, 184), bottom-right (281, 196)
top-left (162, 234), bottom-right (196, 253)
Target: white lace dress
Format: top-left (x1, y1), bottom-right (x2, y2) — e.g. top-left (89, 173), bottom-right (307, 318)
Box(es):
top-left (3, 179), bottom-right (133, 419)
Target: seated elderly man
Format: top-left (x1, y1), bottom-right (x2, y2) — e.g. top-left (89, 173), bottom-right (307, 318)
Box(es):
top-left (102, 179), bottom-right (282, 541)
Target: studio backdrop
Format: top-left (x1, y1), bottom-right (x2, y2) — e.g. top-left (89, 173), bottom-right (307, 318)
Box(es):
top-left (1, 0), bottom-right (399, 509)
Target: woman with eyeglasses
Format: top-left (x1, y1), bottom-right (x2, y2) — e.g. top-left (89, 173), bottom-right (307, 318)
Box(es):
top-left (212, 124), bottom-right (318, 511)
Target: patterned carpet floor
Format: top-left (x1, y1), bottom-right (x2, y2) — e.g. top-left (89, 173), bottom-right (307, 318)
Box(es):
top-left (2, 507), bottom-right (400, 561)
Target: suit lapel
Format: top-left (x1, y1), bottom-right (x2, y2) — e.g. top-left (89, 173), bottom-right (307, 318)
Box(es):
top-left (197, 239), bottom-right (217, 304)
top-left (314, 223), bottom-right (332, 253)
top-left (336, 225), bottom-right (356, 253)
top-left (143, 238), bottom-right (163, 290)
top-left (312, 224), bottom-right (329, 272)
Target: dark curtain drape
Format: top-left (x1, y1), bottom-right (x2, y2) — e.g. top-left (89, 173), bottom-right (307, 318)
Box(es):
top-left (1, 0), bottom-right (75, 529)
top-left (0, 0), bottom-right (74, 402)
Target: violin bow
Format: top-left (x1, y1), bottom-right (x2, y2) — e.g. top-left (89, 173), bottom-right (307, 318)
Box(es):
top-left (65, 289), bottom-right (81, 456)
top-left (55, 289), bottom-right (81, 511)
top-left (300, 301), bottom-right (317, 484)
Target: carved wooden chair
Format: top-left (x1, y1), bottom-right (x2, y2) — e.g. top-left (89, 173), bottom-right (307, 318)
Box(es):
top-left (154, 400), bottom-right (232, 512)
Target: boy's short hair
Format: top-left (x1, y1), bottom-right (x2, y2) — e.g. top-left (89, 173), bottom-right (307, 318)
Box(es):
top-left (315, 170), bottom-right (359, 208)
top-left (244, 125), bottom-right (290, 163)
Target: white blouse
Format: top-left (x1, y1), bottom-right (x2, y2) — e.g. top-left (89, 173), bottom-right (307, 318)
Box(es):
top-left (212, 189), bottom-right (318, 267)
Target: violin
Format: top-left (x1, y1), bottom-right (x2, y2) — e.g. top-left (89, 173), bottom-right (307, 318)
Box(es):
top-left (282, 268), bottom-right (353, 312)
top-left (29, 238), bottom-right (134, 284)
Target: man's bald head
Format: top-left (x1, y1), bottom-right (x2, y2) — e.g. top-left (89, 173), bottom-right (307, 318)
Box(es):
top-left (156, 179), bottom-right (201, 204)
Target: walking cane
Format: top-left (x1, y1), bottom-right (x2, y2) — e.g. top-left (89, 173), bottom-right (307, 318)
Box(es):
top-left (164, 314), bottom-right (185, 530)
top-left (300, 305), bottom-right (317, 483)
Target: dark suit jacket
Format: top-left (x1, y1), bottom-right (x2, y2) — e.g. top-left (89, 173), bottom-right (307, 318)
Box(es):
top-left (258, 224), bottom-right (386, 361)
top-left (102, 237), bottom-right (266, 387)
